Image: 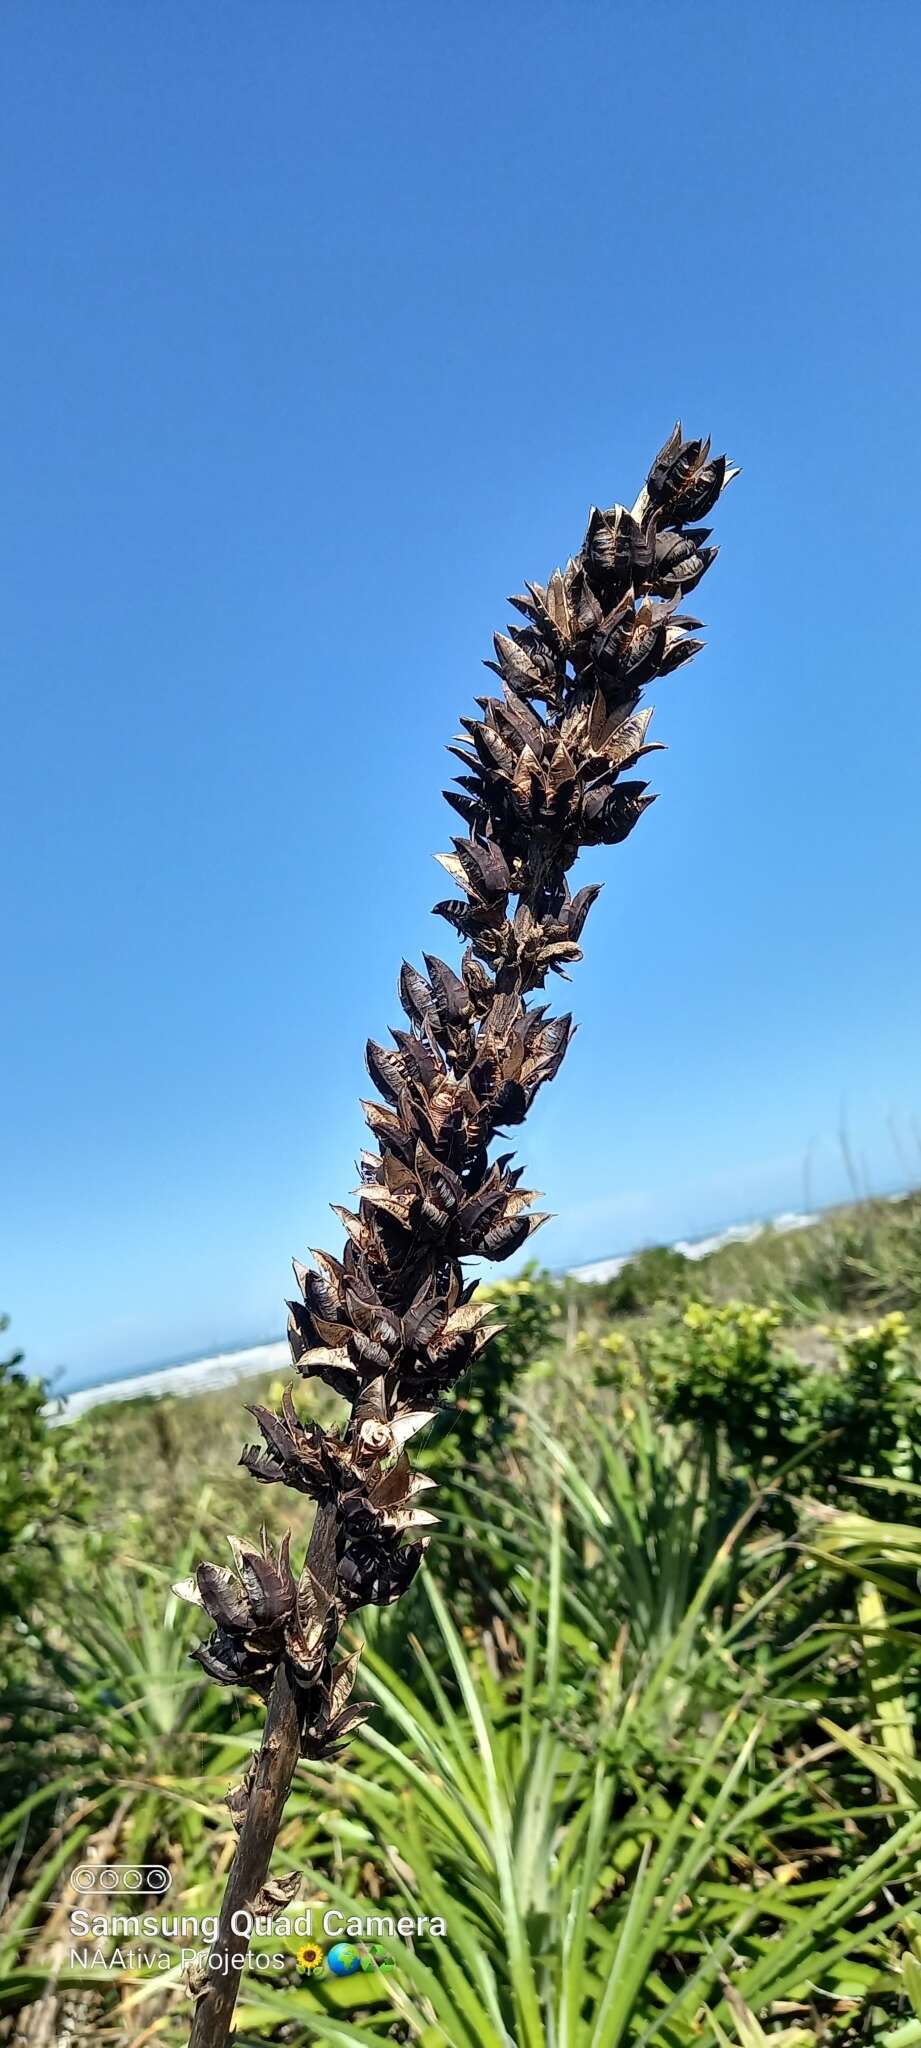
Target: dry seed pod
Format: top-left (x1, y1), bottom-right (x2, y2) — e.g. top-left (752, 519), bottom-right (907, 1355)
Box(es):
top-left (182, 427), bottom-right (736, 2048)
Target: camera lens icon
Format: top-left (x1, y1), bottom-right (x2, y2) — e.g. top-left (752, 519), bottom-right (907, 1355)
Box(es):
top-left (70, 1864), bottom-right (172, 1894)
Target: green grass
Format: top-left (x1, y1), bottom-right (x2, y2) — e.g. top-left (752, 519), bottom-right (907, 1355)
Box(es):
top-left (4, 1192), bottom-right (921, 2044)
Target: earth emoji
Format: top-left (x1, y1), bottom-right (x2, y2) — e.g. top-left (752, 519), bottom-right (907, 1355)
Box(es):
top-left (326, 1940), bottom-right (362, 1977)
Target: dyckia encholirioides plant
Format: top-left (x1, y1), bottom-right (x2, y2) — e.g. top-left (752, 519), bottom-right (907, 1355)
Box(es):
top-left (179, 424), bottom-right (736, 2046)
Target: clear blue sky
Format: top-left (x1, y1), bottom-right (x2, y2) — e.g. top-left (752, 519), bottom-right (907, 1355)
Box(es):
top-left (4, 4), bottom-right (920, 1393)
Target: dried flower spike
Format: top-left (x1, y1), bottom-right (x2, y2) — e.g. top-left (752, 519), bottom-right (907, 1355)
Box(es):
top-left (182, 425), bottom-right (736, 2047)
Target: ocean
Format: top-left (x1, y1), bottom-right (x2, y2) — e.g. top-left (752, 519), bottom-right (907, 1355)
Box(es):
top-left (47, 1203), bottom-right (834, 1424)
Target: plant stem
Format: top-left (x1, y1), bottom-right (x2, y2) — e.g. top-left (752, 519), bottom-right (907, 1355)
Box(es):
top-left (187, 1664), bottom-right (301, 2048)
top-left (178, 423), bottom-right (734, 2048)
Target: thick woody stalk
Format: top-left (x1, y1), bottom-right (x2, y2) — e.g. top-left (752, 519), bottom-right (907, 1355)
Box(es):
top-left (186, 1668), bottom-right (300, 2048)
top-left (180, 426), bottom-right (735, 2045)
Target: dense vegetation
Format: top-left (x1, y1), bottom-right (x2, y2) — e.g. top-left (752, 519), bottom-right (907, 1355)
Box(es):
top-left (4, 1189), bottom-right (921, 2046)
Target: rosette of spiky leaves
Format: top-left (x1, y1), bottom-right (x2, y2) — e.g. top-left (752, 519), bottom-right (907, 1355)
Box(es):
top-left (182, 422), bottom-right (734, 1795)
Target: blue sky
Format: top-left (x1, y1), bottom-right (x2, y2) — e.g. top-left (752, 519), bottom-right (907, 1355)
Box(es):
top-left (4, 4), bottom-right (920, 1392)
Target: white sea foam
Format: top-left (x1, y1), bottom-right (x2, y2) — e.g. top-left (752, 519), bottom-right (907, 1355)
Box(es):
top-left (48, 1340), bottom-right (290, 1425)
top-left (48, 1195), bottom-right (909, 1422)
top-left (567, 1206), bottom-right (820, 1285)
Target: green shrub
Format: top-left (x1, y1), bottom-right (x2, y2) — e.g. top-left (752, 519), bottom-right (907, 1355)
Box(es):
top-left (811, 1310), bottom-right (921, 1503)
top-left (649, 1300), bottom-right (805, 1477)
top-left (590, 1243), bottom-right (691, 1315)
top-left (0, 1320), bottom-right (71, 1647)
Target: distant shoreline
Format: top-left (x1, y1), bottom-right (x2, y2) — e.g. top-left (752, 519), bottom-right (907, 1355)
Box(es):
top-left (50, 1189), bottom-right (915, 1425)
top-left (47, 1338), bottom-right (291, 1424)
top-left (48, 1197), bottom-right (876, 1424)
top-left (567, 1204), bottom-right (821, 1285)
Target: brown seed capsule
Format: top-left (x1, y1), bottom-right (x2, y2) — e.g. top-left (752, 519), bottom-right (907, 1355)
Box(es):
top-left (179, 423), bottom-right (734, 1768)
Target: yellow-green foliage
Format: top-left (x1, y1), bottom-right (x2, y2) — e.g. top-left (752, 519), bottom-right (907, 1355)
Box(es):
top-left (647, 1298), bottom-right (805, 1474)
top-left (6, 1211), bottom-right (921, 2044)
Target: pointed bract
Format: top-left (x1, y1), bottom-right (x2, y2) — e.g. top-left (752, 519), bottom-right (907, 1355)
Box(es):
top-left (186, 425), bottom-right (732, 1803)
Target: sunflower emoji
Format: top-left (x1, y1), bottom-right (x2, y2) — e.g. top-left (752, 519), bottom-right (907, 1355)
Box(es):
top-left (296, 1941), bottom-right (324, 1974)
